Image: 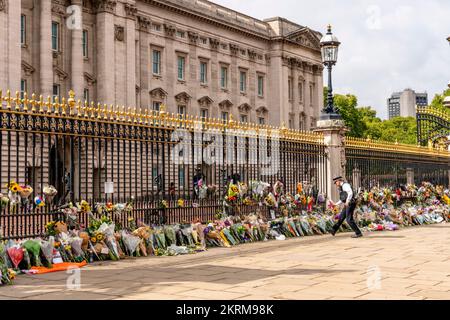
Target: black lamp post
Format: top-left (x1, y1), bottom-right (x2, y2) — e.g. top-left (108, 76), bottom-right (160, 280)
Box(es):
top-left (447, 35), bottom-right (450, 46)
top-left (320, 25), bottom-right (341, 120)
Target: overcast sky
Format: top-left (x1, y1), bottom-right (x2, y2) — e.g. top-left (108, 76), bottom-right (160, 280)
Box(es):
top-left (214, 0), bottom-right (450, 119)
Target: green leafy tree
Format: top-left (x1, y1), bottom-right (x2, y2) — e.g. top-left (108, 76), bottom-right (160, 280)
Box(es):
top-left (323, 87), bottom-right (417, 144)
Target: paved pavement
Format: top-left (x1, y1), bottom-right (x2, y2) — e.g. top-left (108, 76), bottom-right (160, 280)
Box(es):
top-left (2, 223), bottom-right (450, 300)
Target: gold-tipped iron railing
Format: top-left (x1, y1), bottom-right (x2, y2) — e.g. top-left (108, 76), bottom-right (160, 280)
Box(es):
top-left (0, 89), bottom-right (324, 144)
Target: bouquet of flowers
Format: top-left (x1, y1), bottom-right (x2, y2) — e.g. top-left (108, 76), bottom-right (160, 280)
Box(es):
top-left (0, 194), bottom-right (9, 210)
top-left (43, 185), bottom-right (58, 204)
top-left (22, 239), bottom-right (43, 267)
top-left (159, 199), bottom-right (168, 210)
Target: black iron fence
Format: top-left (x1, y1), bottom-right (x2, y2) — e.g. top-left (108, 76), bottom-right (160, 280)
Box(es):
top-left (0, 90), bottom-right (327, 239)
top-left (345, 137), bottom-right (450, 190)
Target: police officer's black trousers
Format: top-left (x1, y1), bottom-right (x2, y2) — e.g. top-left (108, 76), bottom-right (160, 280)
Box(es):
top-left (332, 201), bottom-right (362, 235)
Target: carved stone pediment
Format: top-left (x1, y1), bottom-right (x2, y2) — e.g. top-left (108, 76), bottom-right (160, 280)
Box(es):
top-left (229, 43), bottom-right (239, 55)
top-left (51, 4), bottom-right (66, 16)
top-left (256, 106), bottom-right (268, 115)
top-left (238, 103), bottom-right (251, 113)
top-left (93, 0), bottom-right (117, 14)
top-left (188, 31), bottom-right (199, 44)
top-left (247, 49), bottom-right (257, 61)
top-left (84, 72), bottom-right (96, 86)
top-left (163, 23), bottom-right (176, 37)
top-left (198, 96), bottom-right (213, 108)
top-left (175, 92), bottom-right (191, 105)
top-left (115, 25), bottom-right (124, 41)
top-left (22, 61), bottom-right (35, 76)
top-left (137, 16), bottom-right (151, 32)
top-left (218, 99), bottom-right (233, 110)
top-left (286, 27), bottom-right (321, 51)
top-left (209, 38), bottom-right (220, 50)
top-left (0, 0), bottom-right (7, 12)
top-left (150, 87), bottom-right (168, 100)
top-left (54, 66), bottom-right (68, 81)
top-left (124, 3), bottom-right (137, 17)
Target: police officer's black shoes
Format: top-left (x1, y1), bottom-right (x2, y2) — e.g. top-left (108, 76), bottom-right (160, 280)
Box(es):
top-left (351, 234), bottom-right (363, 238)
top-left (330, 229), bottom-right (336, 236)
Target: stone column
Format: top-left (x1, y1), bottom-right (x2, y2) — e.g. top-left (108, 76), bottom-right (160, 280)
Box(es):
top-left (95, 1), bottom-right (116, 105)
top-left (0, 1), bottom-right (21, 93)
top-left (352, 167), bottom-right (361, 191)
top-left (137, 15), bottom-right (150, 109)
top-left (314, 118), bottom-right (347, 202)
top-left (40, 0), bottom-right (53, 97)
top-left (70, 0), bottom-right (84, 103)
top-left (406, 167), bottom-right (414, 185)
top-left (125, 2), bottom-right (136, 107)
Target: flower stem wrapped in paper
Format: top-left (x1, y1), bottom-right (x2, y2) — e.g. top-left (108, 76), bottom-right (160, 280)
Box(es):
top-left (43, 185), bottom-right (58, 204)
top-left (0, 194), bottom-right (9, 210)
top-left (39, 238), bottom-right (54, 268)
top-left (121, 230), bottom-right (141, 256)
top-left (22, 240), bottom-right (43, 267)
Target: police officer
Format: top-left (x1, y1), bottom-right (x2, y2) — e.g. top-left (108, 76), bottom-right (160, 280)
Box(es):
top-left (330, 176), bottom-right (362, 238)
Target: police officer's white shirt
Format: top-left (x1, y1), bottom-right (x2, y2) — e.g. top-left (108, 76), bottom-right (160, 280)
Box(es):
top-left (335, 182), bottom-right (353, 206)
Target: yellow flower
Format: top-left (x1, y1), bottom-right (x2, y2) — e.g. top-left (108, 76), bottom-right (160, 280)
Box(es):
top-left (90, 237), bottom-right (97, 243)
top-left (96, 233), bottom-right (104, 241)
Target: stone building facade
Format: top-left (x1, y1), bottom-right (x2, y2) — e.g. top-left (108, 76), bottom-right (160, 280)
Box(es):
top-left (1, 0), bottom-right (324, 130)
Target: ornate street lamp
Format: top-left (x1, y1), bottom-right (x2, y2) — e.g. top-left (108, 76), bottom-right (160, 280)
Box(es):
top-left (320, 24), bottom-right (341, 120)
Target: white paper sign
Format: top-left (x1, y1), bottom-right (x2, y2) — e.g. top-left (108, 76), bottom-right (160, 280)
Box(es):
top-left (104, 182), bottom-right (114, 194)
top-left (270, 210), bottom-right (276, 220)
top-left (101, 247), bottom-right (110, 255)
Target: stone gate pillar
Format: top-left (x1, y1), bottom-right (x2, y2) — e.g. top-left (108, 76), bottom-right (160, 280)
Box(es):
top-left (406, 167), bottom-right (414, 185)
top-left (314, 118), bottom-right (347, 203)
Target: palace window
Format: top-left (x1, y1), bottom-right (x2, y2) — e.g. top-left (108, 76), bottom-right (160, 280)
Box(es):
top-left (52, 84), bottom-right (60, 103)
top-left (152, 24), bottom-right (161, 32)
top-left (240, 114), bottom-right (248, 123)
top-left (298, 81), bottom-right (304, 103)
top-left (288, 78), bottom-right (293, 101)
top-left (51, 22), bottom-right (59, 51)
top-left (239, 70), bottom-right (247, 93)
top-left (200, 61), bottom-right (208, 84)
top-left (257, 75), bottom-right (264, 97)
top-left (152, 50), bottom-right (161, 75)
top-left (221, 111), bottom-right (229, 123)
top-left (176, 31), bottom-right (185, 38)
top-left (200, 37), bottom-right (207, 45)
top-left (200, 108), bottom-right (209, 120)
top-left (82, 30), bottom-right (88, 58)
top-left (83, 88), bottom-right (89, 103)
top-left (20, 79), bottom-right (27, 100)
top-left (21, 15), bottom-right (26, 45)
top-left (178, 105), bottom-right (186, 119)
top-left (258, 117), bottom-right (265, 125)
top-left (309, 82), bottom-right (315, 106)
top-left (220, 66), bottom-right (228, 89)
top-left (152, 101), bottom-right (161, 112)
top-left (177, 56), bottom-right (185, 80)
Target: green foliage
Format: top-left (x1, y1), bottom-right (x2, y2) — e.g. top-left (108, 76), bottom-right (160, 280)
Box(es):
top-left (324, 87), bottom-right (418, 144)
top-left (430, 88), bottom-right (450, 113)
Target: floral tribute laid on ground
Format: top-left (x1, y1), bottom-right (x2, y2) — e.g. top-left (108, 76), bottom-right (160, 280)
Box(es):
top-left (0, 180), bottom-right (449, 285)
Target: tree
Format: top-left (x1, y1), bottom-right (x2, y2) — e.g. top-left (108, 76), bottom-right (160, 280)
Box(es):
top-left (323, 87), bottom-right (417, 144)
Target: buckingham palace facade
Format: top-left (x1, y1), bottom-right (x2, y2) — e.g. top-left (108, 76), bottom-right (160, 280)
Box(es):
top-left (0, 0), bottom-right (324, 130)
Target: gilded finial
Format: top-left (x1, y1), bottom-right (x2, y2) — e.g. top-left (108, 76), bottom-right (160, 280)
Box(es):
top-left (228, 114), bottom-right (235, 128)
top-left (159, 104), bottom-right (166, 117)
top-left (68, 90), bottom-right (76, 114)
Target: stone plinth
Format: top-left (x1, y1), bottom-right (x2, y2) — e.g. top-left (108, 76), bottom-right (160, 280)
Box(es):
top-left (314, 118), bottom-right (347, 202)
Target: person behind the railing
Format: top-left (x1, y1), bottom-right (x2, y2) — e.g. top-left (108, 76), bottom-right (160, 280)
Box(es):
top-left (329, 176), bottom-right (363, 238)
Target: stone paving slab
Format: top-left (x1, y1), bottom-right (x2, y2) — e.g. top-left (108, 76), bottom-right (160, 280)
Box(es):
top-left (2, 223), bottom-right (450, 300)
